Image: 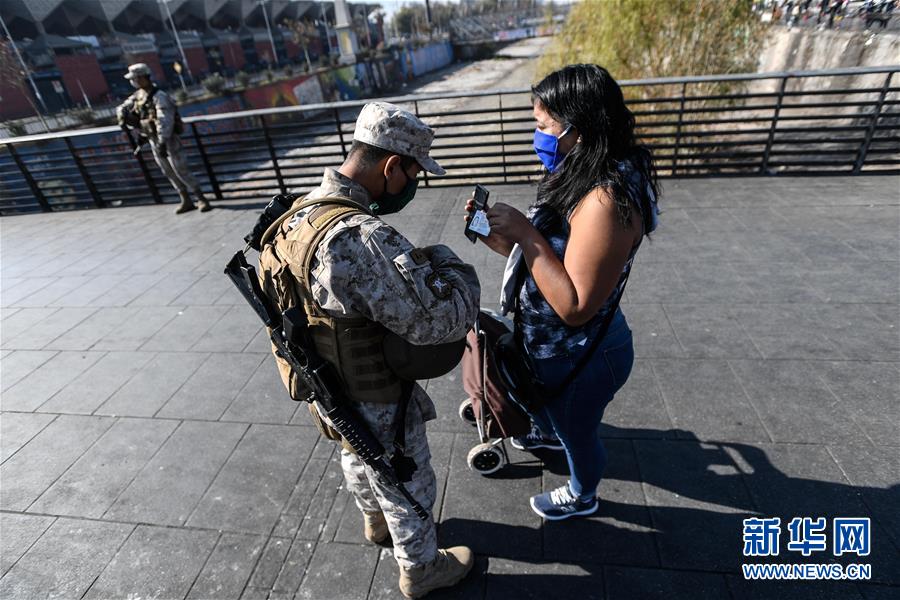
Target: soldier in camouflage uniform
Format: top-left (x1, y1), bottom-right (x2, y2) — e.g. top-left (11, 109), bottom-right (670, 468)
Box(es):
top-left (116, 63), bottom-right (211, 214)
top-left (261, 102), bottom-right (480, 599)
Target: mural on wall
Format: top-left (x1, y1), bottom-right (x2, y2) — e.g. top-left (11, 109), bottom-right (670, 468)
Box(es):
top-left (318, 63), bottom-right (373, 102)
top-left (242, 74), bottom-right (325, 109)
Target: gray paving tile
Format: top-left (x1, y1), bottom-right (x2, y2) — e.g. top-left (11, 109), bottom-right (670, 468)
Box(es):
top-left (12, 275), bottom-right (95, 307)
top-left (129, 271), bottom-right (205, 306)
top-left (248, 537), bottom-right (293, 590)
top-left (0, 349), bottom-right (57, 392)
top-left (271, 537), bottom-right (316, 595)
top-left (140, 305), bottom-right (229, 351)
top-left (606, 566), bottom-right (728, 600)
top-left (172, 271), bottom-right (236, 305)
top-left (826, 444), bottom-right (900, 549)
top-left (726, 575), bottom-right (864, 600)
top-left (187, 424), bottom-right (319, 533)
top-left (663, 304), bottom-right (762, 359)
top-left (49, 274), bottom-right (128, 307)
top-left (220, 356), bottom-right (298, 424)
top-left (37, 351), bottom-right (156, 414)
top-left (187, 532), bottom-right (266, 600)
top-left (439, 434), bottom-right (542, 560)
top-left (91, 305), bottom-right (181, 350)
top-left (29, 417), bottom-right (177, 518)
top-left (84, 524), bottom-right (218, 600)
top-left (40, 306), bottom-right (135, 351)
top-left (295, 451), bottom-right (346, 541)
top-left (484, 558), bottom-right (599, 600)
top-left (651, 359), bottom-right (770, 443)
top-left (2, 306), bottom-right (98, 350)
top-left (0, 512), bottom-right (55, 576)
top-left (295, 542), bottom-right (379, 600)
top-left (729, 359), bottom-right (870, 445)
top-left (191, 304), bottom-right (263, 353)
top-left (0, 517), bottom-right (133, 600)
top-left (1, 351), bottom-right (106, 412)
top-left (157, 352), bottom-right (264, 420)
top-left (93, 273), bottom-right (167, 307)
top-left (811, 361), bottom-right (900, 447)
top-left (96, 351), bottom-right (209, 417)
top-left (600, 360), bottom-right (676, 438)
top-left (0, 308), bottom-right (58, 343)
top-left (0, 278), bottom-right (55, 307)
top-left (622, 304), bottom-right (685, 359)
top-left (105, 420), bottom-right (247, 526)
top-left (0, 412), bottom-right (56, 463)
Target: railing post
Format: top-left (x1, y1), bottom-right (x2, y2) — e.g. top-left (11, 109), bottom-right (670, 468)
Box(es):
top-left (5, 143), bottom-right (52, 212)
top-left (64, 138), bottom-right (104, 208)
top-left (672, 82), bottom-right (687, 176)
top-left (260, 115), bottom-right (286, 195)
top-left (413, 100), bottom-right (429, 188)
top-left (853, 71), bottom-right (893, 174)
top-left (333, 108), bottom-right (348, 159)
top-left (760, 75), bottom-right (789, 174)
top-left (499, 94), bottom-right (508, 183)
top-left (191, 123), bottom-right (222, 200)
top-left (122, 129), bottom-right (162, 203)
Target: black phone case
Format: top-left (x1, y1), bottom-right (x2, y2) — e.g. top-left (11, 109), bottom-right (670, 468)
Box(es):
top-left (465, 185), bottom-right (490, 243)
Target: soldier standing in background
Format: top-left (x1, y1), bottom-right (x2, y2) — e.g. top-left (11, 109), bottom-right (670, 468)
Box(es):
top-left (116, 63), bottom-right (211, 214)
top-left (257, 102), bottom-right (480, 599)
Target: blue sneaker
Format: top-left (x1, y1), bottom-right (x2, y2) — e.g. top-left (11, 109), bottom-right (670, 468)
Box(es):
top-left (530, 483), bottom-right (598, 520)
top-left (511, 428), bottom-right (563, 451)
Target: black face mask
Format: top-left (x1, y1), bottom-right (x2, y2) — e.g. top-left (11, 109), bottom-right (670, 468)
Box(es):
top-left (370, 166), bottom-right (418, 216)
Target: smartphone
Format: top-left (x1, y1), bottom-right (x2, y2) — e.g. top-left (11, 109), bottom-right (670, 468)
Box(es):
top-left (465, 184), bottom-right (490, 243)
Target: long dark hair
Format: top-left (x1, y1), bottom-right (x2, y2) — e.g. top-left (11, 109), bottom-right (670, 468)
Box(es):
top-left (531, 64), bottom-right (659, 235)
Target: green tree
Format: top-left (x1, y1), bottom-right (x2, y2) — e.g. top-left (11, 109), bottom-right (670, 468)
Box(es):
top-left (539, 0), bottom-right (768, 90)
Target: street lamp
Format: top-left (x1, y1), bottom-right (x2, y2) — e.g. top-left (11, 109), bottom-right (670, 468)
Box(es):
top-left (257, 0), bottom-right (279, 66)
top-left (158, 0), bottom-right (193, 80)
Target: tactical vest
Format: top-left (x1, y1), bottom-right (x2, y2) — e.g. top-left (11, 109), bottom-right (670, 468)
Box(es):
top-left (257, 195), bottom-right (404, 406)
top-left (135, 87), bottom-right (183, 138)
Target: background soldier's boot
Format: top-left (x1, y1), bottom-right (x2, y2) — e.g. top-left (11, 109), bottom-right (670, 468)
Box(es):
top-left (175, 190), bottom-right (196, 214)
top-left (398, 546), bottom-right (474, 599)
top-left (363, 511), bottom-right (388, 543)
top-left (196, 191), bottom-right (212, 212)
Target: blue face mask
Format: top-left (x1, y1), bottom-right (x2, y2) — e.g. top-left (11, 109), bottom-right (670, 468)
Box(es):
top-left (533, 124), bottom-right (573, 173)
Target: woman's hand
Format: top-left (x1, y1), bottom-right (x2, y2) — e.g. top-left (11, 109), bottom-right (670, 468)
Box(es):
top-left (464, 198), bottom-right (519, 257)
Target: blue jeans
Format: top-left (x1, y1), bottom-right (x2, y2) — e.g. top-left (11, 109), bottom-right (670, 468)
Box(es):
top-left (526, 309), bottom-right (634, 500)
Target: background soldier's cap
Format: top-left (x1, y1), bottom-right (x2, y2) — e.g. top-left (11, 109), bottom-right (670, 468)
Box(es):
top-left (124, 63), bottom-right (152, 80)
top-left (353, 102), bottom-right (445, 176)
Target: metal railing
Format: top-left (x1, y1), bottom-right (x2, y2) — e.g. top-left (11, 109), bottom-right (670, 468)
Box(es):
top-left (1, 65), bottom-right (898, 215)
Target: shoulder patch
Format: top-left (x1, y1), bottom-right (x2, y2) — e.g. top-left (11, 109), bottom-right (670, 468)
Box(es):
top-left (426, 271), bottom-right (452, 299)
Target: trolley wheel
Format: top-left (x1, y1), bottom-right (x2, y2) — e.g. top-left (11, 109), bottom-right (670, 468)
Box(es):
top-left (458, 398), bottom-right (477, 427)
top-left (467, 443), bottom-right (505, 475)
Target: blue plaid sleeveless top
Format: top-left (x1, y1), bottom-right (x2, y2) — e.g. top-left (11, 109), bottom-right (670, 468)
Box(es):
top-left (515, 162), bottom-right (658, 359)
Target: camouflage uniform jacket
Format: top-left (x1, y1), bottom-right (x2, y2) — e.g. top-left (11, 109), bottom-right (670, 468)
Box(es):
top-left (290, 167), bottom-right (481, 420)
top-left (116, 86), bottom-right (178, 146)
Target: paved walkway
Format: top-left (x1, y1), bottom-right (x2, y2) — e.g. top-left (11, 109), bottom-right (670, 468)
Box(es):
top-left (1, 176), bottom-right (898, 600)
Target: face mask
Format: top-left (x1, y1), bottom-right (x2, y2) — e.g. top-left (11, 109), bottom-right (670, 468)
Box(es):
top-left (370, 166), bottom-right (418, 216)
top-left (533, 124), bottom-right (573, 173)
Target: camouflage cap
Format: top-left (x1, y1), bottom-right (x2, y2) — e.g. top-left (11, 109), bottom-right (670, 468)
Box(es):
top-left (124, 63), bottom-right (152, 80)
top-left (353, 102), bottom-right (445, 176)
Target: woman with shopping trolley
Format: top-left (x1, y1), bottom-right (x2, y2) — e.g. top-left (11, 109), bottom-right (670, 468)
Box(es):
top-left (465, 64), bottom-right (660, 520)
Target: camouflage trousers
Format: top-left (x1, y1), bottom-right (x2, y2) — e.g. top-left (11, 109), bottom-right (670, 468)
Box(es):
top-left (330, 399), bottom-right (438, 569)
top-left (150, 136), bottom-right (201, 195)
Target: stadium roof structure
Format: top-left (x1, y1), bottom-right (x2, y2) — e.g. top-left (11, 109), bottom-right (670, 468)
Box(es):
top-left (1, 0), bottom-right (373, 39)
